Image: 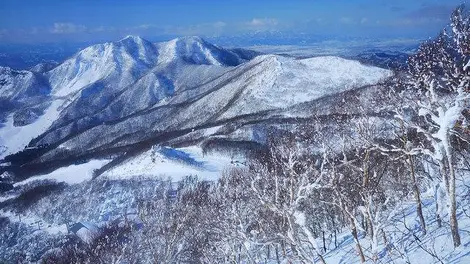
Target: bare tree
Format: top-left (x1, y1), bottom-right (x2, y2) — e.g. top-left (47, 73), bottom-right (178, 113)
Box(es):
top-left (397, 5), bottom-right (470, 247)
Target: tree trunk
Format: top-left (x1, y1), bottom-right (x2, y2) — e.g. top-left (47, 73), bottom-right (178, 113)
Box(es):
top-left (317, 253), bottom-right (327, 264)
top-left (331, 215), bottom-right (338, 248)
top-left (435, 189), bottom-right (442, 228)
top-left (334, 230), bottom-right (337, 249)
top-left (382, 228), bottom-right (388, 249)
top-left (282, 241), bottom-right (286, 258)
top-left (275, 245), bottom-right (281, 264)
top-left (349, 216), bottom-right (366, 263)
top-left (238, 244), bottom-right (242, 264)
top-left (439, 159), bottom-right (450, 193)
top-left (409, 155), bottom-right (427, 234)
top-left (267, 244), bottom-right (271, 259)
top-left (447, 147), bottom-right (461, 247)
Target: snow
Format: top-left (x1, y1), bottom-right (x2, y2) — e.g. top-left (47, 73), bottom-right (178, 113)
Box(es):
top-left (0, 194), bottom-right (16, 203)
top-left (431, 104), bottom-right (463, 143)
top-left (48, 44), bottom-right (116, 97)
top-left (202, 125), bottom-right (223, 136)
top-left (0, 210), bottom-right (67, 235)
top-left (13, 159), bottom-right (110, 187)
top-left (219, 55), bottom-right (392, 119)
top-left (47, 36), bottom-right (157, 97)
top-left (196, 40), bottom-right (222, 66)
top-left (0, 99), bottom-right (64, 159)
top-left (157, 39), bottom-right (178, 64)
top-left (75, 222), bottom-right (100, 243)
top-left (0, 67), bottom-right (34, 99)
top-left (103, 146), bottom-right (238, 182)
top-left (320, 179), bottom-right (470, 264)
top-left (264, 55), bottom-right (390, 108)
top-left (156, 36), bottom-right (228, 67)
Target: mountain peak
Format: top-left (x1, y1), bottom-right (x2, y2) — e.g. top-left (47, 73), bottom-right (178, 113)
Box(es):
top-left (117, 35), bottom-right (152, 47)
top-left (175, 36), bottom-right (206, 44)
top-left (120, 35), bottom-right (145, 42)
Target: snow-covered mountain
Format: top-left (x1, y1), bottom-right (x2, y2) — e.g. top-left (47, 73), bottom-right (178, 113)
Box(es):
top-left (47, 35), bottom-right (247, 98)
top-left (0, 36), bottom-right (253, 160)
top-left (0, 66), bottom-right (51, 130)
top-left (0, 36), bottom-right (390, 179)
top-left (1, 8), bottom-right (470, 262)
top-left (0, 66), bottom-right (50, 101)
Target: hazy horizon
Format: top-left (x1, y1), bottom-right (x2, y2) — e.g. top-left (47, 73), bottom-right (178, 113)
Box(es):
top-left (0, 0), bottom-right (464, 44)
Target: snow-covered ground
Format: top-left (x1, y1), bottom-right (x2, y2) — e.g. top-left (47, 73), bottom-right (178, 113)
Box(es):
top-left (1, 147), bottom-right (469, 263)
top-left (218, 55), bottom-right (392, 120)
top-left (1, 210), bottom-right (68, 235)
top-left (321, 178), bottom-right (470, 264)
top-left (13, 159), bottom-right (110, 187)
top-left (0, 99), bottom-right (64, 159)
top-left (103, 146), bottom-right (240, 182)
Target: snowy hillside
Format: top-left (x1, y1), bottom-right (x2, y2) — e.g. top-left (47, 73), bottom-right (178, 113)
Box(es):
top-left (0, 66), bottom-right (49, 101)
top-left (0, 35), bottom-right (391, 176)
top-left (0, 36), bottom-right (253, 163)
top-left (216, 55), bottom-right (391, 119)
top-left (0, 99), bottom-right (64, 159)
top-left (47, 35), bottom-right (248, 98)
top-left (47, 36), bottom-right (158, 97)
top-left (102, 146), bottom-right (238, 182)
top-left (25, 54), bottom-right (388, 172)
top-left (0, 14), bottom-right (469, 262)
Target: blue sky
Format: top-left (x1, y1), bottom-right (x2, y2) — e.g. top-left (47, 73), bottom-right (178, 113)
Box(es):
top-left (0, 0), bottom-right (465, 44)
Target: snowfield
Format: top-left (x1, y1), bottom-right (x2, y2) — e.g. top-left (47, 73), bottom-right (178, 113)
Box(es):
top-left (322, 180), bottom-right (470, 264)
top-left (13, 159), bottom-right (110, 187)
top-left (1, 32), bottom-right (468, 263)
top-left (218, 55), bottom-right (392, 119)
top-left (0, 99), bottom-right (64, 159)
top-left (254, 55), bottom-right (391, 108)
top-left (103, 146), bottom-right (240, 182)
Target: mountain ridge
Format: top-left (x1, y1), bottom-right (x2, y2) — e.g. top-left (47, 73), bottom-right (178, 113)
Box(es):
top-left (1, 35), bottom-right (391, 180)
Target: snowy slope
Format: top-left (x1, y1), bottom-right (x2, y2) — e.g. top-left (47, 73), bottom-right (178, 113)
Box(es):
top-left (32, 36), bottom-right (246, 144)
top-left (103, 146), bottom-right (238, 182)
top-left (0, 99), bottom-right (65, 159)
top-left (0, 66), bottom-right (50, 101)
top-left (14, 159), bottom-right (110, 187)
top-left (47, 35), bottom-right (247, 98)
top-left (321, 181), bottom-right (470, 264)
top-left (47, 36), bottom-right (158, 97)
top-left (156, 36), bottom-right (245, 66)
top-left (0, 36), bottom-right (249, 162)
top-left (215, 55), bottom-right (392, 119)
top-left (28, 53), bottom-right (391, 166)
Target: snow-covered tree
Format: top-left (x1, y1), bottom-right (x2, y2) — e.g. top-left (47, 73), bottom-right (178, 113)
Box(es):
top-left (399, 5), bottom-right (470, 247)
top-left (227, 133), bottom-right (330, 263)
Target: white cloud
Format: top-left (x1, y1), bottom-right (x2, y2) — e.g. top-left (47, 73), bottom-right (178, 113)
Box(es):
top-left (390, 17), bottom-right (445, 26)
top-left (212, 21), bottom-right (227, 29)
top-left (161, 21), bottom-right (227, 36)
top-left (246, 18), bottom-right (278, 27)
top-left (340, 17), bottom-right (354, 24)
top-left (134, 24), bottom-right (157, 30)
top-left (90, 26), bottom-right (116, 33)
top-left (30, 27), bottom-right (40, 34)
top-left (50, 23), bottom-right (87, 34)
top-left (360, 18), bottom-right (368, 24)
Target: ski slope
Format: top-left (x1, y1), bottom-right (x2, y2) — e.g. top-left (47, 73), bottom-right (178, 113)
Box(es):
top-left (0, 99), bottom-right (64, 159)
